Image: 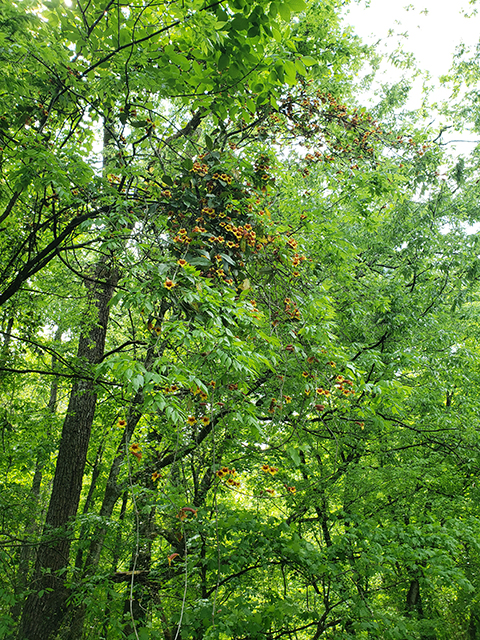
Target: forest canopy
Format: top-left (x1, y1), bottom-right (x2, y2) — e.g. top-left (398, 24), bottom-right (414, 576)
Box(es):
top-left (2, 0), bottom-right (480, 639)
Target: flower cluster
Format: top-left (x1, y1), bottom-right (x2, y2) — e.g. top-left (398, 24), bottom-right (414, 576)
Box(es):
top-left (212, 172), bottom-right (232, 184)
top-left (249, 299), bottom-right (261, 320)
top-left (277, 89), bottom-right (388, 170)
top-left (262, 464), bottom-right (278, 475)
top-left (334, 375), bottom-right (356, 396)
top-left (192, 386), bottom-right (208, 401)
top-left (220, 222), bottom-right (257, 248)
top-left (253, 154), bottom-right (275, 188)
top-left (162, 150), bottom-right (307, 299)
top-left (163, 384), bottom-right (179, 394)
top-left (216, 466), bottom-right (236, 478)
top-left (147, 317), bottom-right (163, 335)
top-left (216, 466), bottom-right (240, 487)
top-left (161, 150), bottom-right (308, 298)
top-left (316, 387), bottom-right (331, 397)
top-left (191, 161), bottom-right (208, 175)
top-left (172, 227), bottom-right (192, 244)
top-left (284, 298), bottom-right (301, 321)
top-left (291, 253), bottom-right (306, 267)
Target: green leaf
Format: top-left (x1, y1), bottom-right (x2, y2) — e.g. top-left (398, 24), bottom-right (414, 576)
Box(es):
top-left (287, 447), bottom-right (301, 466)
top-left (171, 52), bottom-right (190, 71)
top-left (119, 28), bottom-right (131, 46)
top-left (246, 97), bottom-right (256, 114)
top-left (219, 253), bottom-right (236, 265)
top-left (205, 134), bottom-right (213, 150)
top-left (215, 6), bottom-right (228, 20)
top-left (218, 52), bottom-right (230, 70)
top-left (272, 26), bottom-right (282, 42)
top-left (132, 374), bottom-right (144, 391)
top-left (230, 15), bottom-right (250, 31)
top-left (269, 2), bottom-right (279, 17)
top-left (278, 3), bottom-right (291, 21)
top-left (288, 0), bottom-right (307, 11)
top-left (284, 60), bottom-right (297, 85)
top-left (188, 257), bottom-right (211, 267)
top-left (295, 58), bottom-right (306, 75)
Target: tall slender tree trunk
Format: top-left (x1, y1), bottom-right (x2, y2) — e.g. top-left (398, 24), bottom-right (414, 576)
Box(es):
top-left (18, 260), bottom-right (118, 640)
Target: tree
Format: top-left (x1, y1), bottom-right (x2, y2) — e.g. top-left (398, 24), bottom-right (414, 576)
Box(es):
top-left (3, 0), bottom-right (480, 639)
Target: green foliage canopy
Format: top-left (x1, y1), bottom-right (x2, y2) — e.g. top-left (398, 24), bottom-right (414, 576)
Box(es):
top-left (2, 1), bottom-right (480, 639)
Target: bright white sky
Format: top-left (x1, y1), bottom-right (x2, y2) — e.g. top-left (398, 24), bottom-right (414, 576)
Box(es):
top-left (344, 0), bottom-right (478, 83)
top-left (343, 0), bottom-right (480, 152)
top-left (343, 0), bottom-right (480, 232)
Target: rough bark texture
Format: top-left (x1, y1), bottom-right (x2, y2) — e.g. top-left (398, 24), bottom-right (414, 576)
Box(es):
top-left (18, 262), bottom-right (118, 640)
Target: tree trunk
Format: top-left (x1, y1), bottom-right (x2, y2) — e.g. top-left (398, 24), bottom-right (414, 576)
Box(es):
top-left (18, 261), bottom-right (118, 640)
top-left (406, 578), bottom-right (422, 614)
